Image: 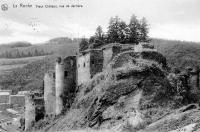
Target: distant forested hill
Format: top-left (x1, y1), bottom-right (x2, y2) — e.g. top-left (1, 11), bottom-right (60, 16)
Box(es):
top-left (0, 37), bottom-right (80, 59)
top-left (151, 39), bottom-right (200, 69)
top-left (0, 41), bottom-right (32, 48)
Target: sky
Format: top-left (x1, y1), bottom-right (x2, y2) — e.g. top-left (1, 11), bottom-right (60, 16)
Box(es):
top-left (0, 0), bottom-right (200, 44)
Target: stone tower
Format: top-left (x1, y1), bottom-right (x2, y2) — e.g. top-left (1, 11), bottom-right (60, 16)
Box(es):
top-left (44, 72), bottom-right (55, 116)
top-left (25, 94), bottom-right (35, 131)
top-left (77, 49), bottom-right (103, 85)
top-left (55, 57), bottom-right (65, 115)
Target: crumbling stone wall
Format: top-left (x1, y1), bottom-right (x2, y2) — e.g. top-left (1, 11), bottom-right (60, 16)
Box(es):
top-left (103, 48), bottom-right (113, 68)
top-left (44, 72), bottom-right (56, 116)
top-left (90, 50), bottom-right (104, 78)
top-left (103, 45), bottom-right (121, 69)
top-left (78, 50), bottom-right (104, 85)
top-left (55, 57), bottom-right (65, 115)
top-left (77, 53), bottom-right (91, 85)
top-left (62, 56), bottom-right (77, 109)
top-left (25, 94), bottom-right (35, 131)
top-left (44, 56), bottom-right (77, 115)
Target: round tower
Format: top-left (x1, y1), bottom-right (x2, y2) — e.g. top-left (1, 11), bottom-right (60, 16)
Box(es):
top-left (25, 94), bottom-right (35, 131)
top-left (55, 57), bottom-right (65, 115)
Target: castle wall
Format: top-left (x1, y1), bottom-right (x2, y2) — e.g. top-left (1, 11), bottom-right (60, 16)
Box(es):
top-left (10, 95), bottom-right (25, 107)
top-left (25, 94), bottom-right (35, 131)
top-left (55, 57), bottom-right (65, 115)
top-left (103, 48), bottom-right (113, 69)
top-left (62, 56), bottom-right (77, 108)
top-left (90, 50), bottom-right (104, 78)
top-left (77, 53), bottom-right (91, 85)
top-left (44, 72), bottom-right (56, 115)
top-left (103, 46), bottom-right (121, 68)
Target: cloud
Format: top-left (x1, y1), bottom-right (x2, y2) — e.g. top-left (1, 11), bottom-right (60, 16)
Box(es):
top-left (0, 16), bottom-right (93, 44)
top-left (0, 18), bottom-right (51, 43)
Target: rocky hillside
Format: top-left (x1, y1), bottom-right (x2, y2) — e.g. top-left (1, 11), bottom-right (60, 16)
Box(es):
top-left (28, 50), bottom-right (200, 132)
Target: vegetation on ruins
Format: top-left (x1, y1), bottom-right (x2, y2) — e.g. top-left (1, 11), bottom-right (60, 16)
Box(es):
top-left (79, 14), bottom-right (150, 51)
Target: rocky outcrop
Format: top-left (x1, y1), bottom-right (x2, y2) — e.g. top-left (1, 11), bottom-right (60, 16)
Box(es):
top-left (43, 55), bottom-right (172, 132)
top-left (28, 49), bottom-right (200, 132)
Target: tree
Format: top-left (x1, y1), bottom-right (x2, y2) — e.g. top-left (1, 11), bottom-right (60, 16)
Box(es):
top-left (107, 16), bottom-right (121, 43)
top-left (79, 38), bottom-right (89, 52)
top-left (129, 14), bottom-right (140, 44)
top-left (89, 36), bottom-right (95, 44)
top-left (119, 21), bottom-right (130, 43)
top-left (139, 17), bottom-right (150, 42)
top-left (107, 16), bottom-right (129, 43)
top-left (95, 26), bottom-right (104, 40)
top-left (91, 26), bottom-right (106, 48)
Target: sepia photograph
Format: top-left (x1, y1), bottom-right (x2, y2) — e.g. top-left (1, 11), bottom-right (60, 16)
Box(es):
top-left (0, 0), bottom-right (200, 131)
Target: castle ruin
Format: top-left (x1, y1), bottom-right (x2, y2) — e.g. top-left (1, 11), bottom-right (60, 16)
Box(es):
top-left (43, 44), bottom-right (123, 116)
top-left (42, 43), bottom-right (167, 116)
top-left (24, 43), bottom-right (200, 129)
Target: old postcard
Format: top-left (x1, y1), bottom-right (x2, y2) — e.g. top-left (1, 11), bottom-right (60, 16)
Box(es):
top-left (0, 0), bottom-right (200, 132)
